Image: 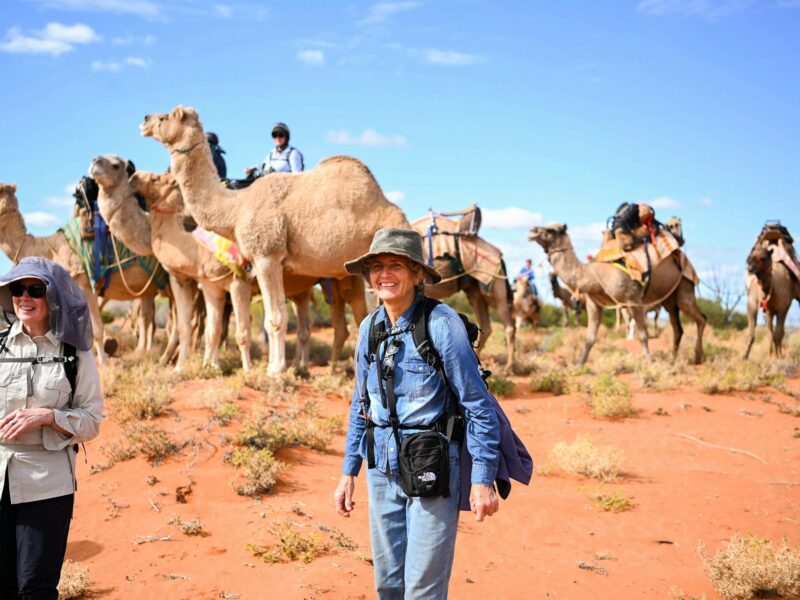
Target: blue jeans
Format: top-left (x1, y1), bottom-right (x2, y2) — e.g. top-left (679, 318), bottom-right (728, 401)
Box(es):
top-left (367, 454), bottom-right (460, 600)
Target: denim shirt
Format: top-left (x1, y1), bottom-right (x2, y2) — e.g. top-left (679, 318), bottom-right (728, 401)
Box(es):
top-left (342, 298), bottom-right (500, 487)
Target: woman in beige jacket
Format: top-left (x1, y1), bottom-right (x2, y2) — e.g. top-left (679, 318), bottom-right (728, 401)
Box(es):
top-left (0, 257), bottom-right (103, 600)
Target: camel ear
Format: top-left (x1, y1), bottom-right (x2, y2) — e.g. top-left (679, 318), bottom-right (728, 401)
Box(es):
top-left (171, 105), bottom-right (186, 121)
top-left (557, 224), bottom-right (567, 234)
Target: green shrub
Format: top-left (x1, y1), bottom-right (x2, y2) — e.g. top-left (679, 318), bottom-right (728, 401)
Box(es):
top-left (590, 373), bottom-right (637, 419)
top-left (230, 447), bottom-right (284, 496)
top-left (529, 369), bottom-right (567, 395)
top-left (488, 376), bottom-right (514, 396)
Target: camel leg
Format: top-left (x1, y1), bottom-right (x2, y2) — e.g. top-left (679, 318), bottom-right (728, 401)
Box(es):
top-left (677, 280), bottom-right (706, 364)
top-left (580, 299), bottom-right (602, 365)
top-left (291, 289), bottom-right (312, 370)
top-left (493, 287), bottom-right (516, 367)
top-left (160, 298), bottom-right (180, 366)
top-left (79, 279), bottom-right (107, 365)
top-left (774, 311), bottom-right (787, 358)
top-left (630, 306), bottom-right (651, 361)
top-left (202, 284), bottom-right (227, 369)
top-left (254, 256), bottom-right (288, 375)
top-left (743, 295), bottom-right (758, 360)
top-left (561, 303), bottom-right (569, 327)
top-left (662, 296), bottom-right (683, 360)
top-left (138, 296), bottom-right (155, 352)
top-left (330, 284), bottom-right (348, 369)
top-left (169, 275), bottom-right (196, 371)
top-left (229, 277), bottom-right (253, 371)
top-left (464, 286), bottom-right (491, 355)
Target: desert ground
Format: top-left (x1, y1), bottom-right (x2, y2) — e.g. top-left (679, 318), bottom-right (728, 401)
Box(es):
top-left (60, 306), bottom-right (800, 600)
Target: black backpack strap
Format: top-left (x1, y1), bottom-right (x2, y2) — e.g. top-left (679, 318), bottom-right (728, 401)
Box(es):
top-left (0, 327), bottom-right (10, 354)
top-left (62, 343), bottom-right (78, 409)
top-left (363, 307), bottom-right (383, 469)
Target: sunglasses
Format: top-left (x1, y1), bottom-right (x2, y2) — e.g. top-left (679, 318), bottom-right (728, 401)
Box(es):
top-left (272, 132), bottom-right (286, 138)
top-left (8, 282), bottom-right (47, 299)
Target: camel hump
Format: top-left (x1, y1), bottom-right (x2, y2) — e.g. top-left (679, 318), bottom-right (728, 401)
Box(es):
top-left (316, 155), bottom-right (376, 176)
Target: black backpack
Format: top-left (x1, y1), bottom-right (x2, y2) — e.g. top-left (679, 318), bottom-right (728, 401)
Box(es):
top-left (361, 297), bottom-right (486, 470)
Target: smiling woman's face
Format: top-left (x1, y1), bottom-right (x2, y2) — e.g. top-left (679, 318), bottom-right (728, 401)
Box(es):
top-left (11, 277), bottom-right (50, 336)
top-left (368, 254), bottom-right (421, 307)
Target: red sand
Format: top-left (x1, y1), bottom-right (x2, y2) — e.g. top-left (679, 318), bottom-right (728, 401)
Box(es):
top-left (66, 354), bottom-right (800, 599)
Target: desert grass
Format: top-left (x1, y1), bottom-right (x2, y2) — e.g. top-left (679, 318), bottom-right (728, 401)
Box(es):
top-left (101, 422), bottom-right (178, 466)
top-left (698, 359), bottom-right (785, 395)
top-left (633, 353), bottom-right (687, 392)
top-left (311, 373), bottom-right (354, 399)
top-left (246, 520), bottom-right (328, 564)
top-left (548, 436), bottom-right (625, 481)
top-left (237, 400), bottom-right (341, 453)
top-left (589, 373), bottom-right (637, 419)
top-left (58, 560), bottom-right (89, 599)
top-left (777, 401), bottom-right (800, 417)
top-left (591, 489), bottom-right (633, 512)
top-left (488, 375), bottom-right (515, 397)
top-left (592, 343), bottom-right (639, 375)
top-left (169, 516), bottom-right (205, 536)
top-left (700, 534), bottom-right (800, 600)
top-left (230, 447), bottom-right (284, 496)
top-left (100, 357), bottom-right (179, 423)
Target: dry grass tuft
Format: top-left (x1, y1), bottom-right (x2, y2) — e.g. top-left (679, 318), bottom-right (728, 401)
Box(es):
top-left (311, 373), bottom-right (353, 399)
top-left (592, 489), bottom-right (633, 512)
top-left (241, 370), bottom-right (298, 398)
top-left (488, 375), bottom-right (515, 397)
top-left (529, 368), bottom-right (568, 395)
top-left (698, 360), bottom-right (784, 395)
top-left (589, 373), bottom-right (637, 419)
top-left (230, 447), bottom-right (284, 496)
top-left (169, 516), bottom-right (205, 536)
top-left (58, 560), bottom-right (90, 599)
top-left (246, 520), bottom-right (328, 564)
top-left (548, 436), bottom-right (624, 481)
top-left (237, 400), bottom-right (341, 453)
top-left (700, 534), bottom-right (800, 600)
top-left (102, 422), bottom-right (178, 466)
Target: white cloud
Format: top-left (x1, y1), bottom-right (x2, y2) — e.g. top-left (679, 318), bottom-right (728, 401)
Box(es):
top-left (214, 4), bottom-right (233, 18)
top-left (125, 55), bottom-right (150, 69)
top-left (650, 196), bottom-right (682, 209)
top-left (112, 34), bottom-right (156, 46)
top-left (360, 2), bottom-right (421, 25)
top-left (482, 207), bottom-right (543, 230)
top-left (424, 48), bottom-right (484, 66)
top-left (23, 211), bottom-right (61, 227)
top-left (91, 59), bottom-right (121, 72)
top-left (566, 221), bottom-right (607, 246)
top-left (0, 22), bottom-right (100, 57)
top-left (27, 0), bottom-right (161, 19)
top-left (327, 129), bottom-right (408, 148)
top-left (636, 0), bottom-right (752, 18)
top-left (44, 182), bottom-right (79, 207)
top-left (297, 49), bottom-right (325, 66)
top-left (385, 191), bottom-right (405, 204)
top-left (699, 197), bottom-right (713, 207)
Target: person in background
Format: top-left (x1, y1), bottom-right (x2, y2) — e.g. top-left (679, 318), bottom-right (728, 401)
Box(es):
top-left (0, 257), bottom-right (103, 600)
top-left (206, 132), bottom-right (227, 180)
top-left (245, 122), bottom-right (304, 177)
top-left (518, 258), bottom-right (538, 296)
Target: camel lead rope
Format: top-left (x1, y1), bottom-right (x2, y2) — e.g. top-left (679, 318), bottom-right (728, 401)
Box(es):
top-left (110, 234), bottom-right (163, 297)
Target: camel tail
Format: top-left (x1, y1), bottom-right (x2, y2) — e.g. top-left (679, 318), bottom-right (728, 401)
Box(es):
top-left (500, 259), bottom-right (513, 304)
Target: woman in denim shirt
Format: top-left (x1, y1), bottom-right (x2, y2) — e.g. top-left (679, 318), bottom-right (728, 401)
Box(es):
top-left (334, 228), bottom-right (500, 599)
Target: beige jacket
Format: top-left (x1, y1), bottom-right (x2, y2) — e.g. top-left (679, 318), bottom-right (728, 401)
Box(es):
top-left (0, 320), bottom-right (103, 503)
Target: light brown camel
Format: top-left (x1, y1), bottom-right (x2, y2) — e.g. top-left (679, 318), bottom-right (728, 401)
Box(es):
top-left (512, 274), bottom-right (540, 330)
top-left (0, 182), bottom-right (160, 363)
top-left (91, 156), bottom-right (366, 370)
top-left (410, 216), bottom-right (516, 366)
top-left (549, 272), bottom-right (585, 327)
top-left (141, 105), bottom-right (407, 374)
top-left (529, 224), bottom-right (706, 365)
top-left (743, 244), bottom-right (800, 359)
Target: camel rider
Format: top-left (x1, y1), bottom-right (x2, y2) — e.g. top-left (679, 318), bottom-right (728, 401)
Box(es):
top-left (519, 258), bottom-right (538, 296)
top-left (206, 132), bottom-right (227, 180)
top-left (245, 122), bottom-right (304, 178)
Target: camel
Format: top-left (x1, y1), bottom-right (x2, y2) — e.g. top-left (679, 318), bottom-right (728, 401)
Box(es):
top-left (512, 275), bottom-right (540, 330)
top-left (529, 224), bottom-right (706, 365)
top-left (549, 273), bottom-right (585, 326)
top-left (410, 216), bottom-right (516, 366)
top-left (0, 182), bottom-right (161, 363)
top-left (90, 155), bottom-right (366, 370)
top-left (141, 105), bottom-right (407, 374)
top-left (620, 306), bottom-right (660, 339)
top-left (743, 243), bottom-right (800, 359)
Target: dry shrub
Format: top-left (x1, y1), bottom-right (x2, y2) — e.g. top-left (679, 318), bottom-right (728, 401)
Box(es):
top-left (230, 447), bottom-right (284, 496)
top-left (488, 375), bottom-right (515, 397)
top-left (593, 345), bottom-right (639, 375)
top-left (548, 436), bottom-right (624, 481)
top-left (246, 520), bottom-right (328, 564)
top-left (590, 373), bottom-right (637, 419)
top-left (698, 360), bottom-right (784, 395)
top-left (58, 560), bottom-right (89, 599)
top-left (102, 422), bottom-right (177, 466)
top-left (700, 534), bottom-right (800, 600)
top-left (241, 370), bottom-right (297, 398)
top-left (169, 516), bottom-right (205, 536)
top-left (312, 373), bottom-right (353, 399)
top-left (237, 400), bottom-right (341, 453)
top-left (592, 489), bottom-right (633, 512)
top-left (778, 402), bottom-right (800, 417)
top-left (540, 329), bottom-right (565, 354)
top-left (787, 330), bottom-right (800, 362)
top-left (529, 368), bottom-right (568, 395)
top-left (634, 358), bottom-right (685, 392)
top-left (102, 358), bottom-right (178, 423)
top-left (210, 400), bottom-right (240, 425)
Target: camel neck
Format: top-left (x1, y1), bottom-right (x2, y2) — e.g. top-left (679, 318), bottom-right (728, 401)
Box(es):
top-left (170, 141), bottom-right (238, 239)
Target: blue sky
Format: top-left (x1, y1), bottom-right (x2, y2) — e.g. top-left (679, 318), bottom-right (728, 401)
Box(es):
top-left (1, 0), bottom-right (798, 318)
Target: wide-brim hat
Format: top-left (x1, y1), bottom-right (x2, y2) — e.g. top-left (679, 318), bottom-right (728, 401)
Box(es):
top-left (345, 227), bottom-right (441, 284)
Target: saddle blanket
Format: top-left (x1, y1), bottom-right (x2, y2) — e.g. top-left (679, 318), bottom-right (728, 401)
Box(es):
top-left (772, 240), bottom-right (800, 281)
top-left (192, 228), bottom-right (253, 279)
top-left (593, 228), bottom-right (681, 283)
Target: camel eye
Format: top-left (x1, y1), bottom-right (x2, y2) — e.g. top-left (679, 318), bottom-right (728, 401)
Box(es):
top-left (112, 163), bottom-right (120, 169)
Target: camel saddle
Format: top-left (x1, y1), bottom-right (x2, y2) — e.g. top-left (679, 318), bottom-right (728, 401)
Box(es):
top-left (414, 210), bottom-right (502, 288)
top-left (192, 228), bottom-right (253, 279)
top-left (593, 227), bottom-right (684, 284)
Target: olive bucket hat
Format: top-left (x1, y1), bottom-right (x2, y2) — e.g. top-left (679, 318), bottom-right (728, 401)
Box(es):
top-left (345, 228), bottom-right (442, 284)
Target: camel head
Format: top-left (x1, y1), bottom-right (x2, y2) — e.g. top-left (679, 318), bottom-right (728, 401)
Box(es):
top-left (140, 105), bottom-right (203, 149)
top-left (89, 155), bottom-right (132, 193)
top-left (130, 171), bottom-right (185, 214)
top-left (746, 243), bottom-right (773, 278)
top-left (528, 224), bottom-right (569, 253)
top-left (0, 183), bottom-right (19, 213)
